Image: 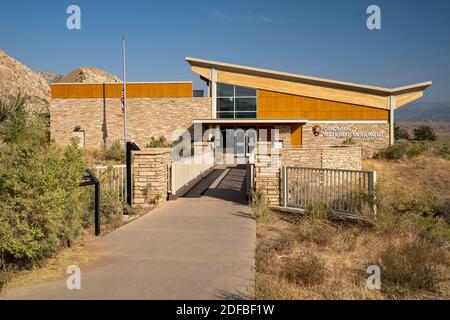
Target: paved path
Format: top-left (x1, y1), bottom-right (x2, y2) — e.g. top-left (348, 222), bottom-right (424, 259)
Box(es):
top-left (2, 166), bottom-right (255, 300)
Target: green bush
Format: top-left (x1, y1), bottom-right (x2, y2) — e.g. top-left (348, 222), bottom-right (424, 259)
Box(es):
top-left (394, 125), bottom-right (410, 140)
top-left (414, 125), bottom-right (437, 141)
top-left (0, 94), bottom-right (48, 146)
top-left (377, 141), bottom-right (429, 160)
top-left (0, 94), bottom-right (91, 288)
top-left (378, 142), bottom-right (409, 160)
top-left (146, 136), bottom-right (173, 148)
top-left (103, 140), bottom-right (126, 162)
top-left (0, 138), bottom-right (88, 267)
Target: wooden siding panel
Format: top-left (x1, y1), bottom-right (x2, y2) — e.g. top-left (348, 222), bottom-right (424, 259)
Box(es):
top-left (178, 83), bottom-right (193, 97)
top-left (66, 85), bottom-right (79, 98)
top-left (51, 85), bottom-right (66, 98)
top-left (217, 70), bottom-right (389, 109)
top-left (257, 89), bottom-right (389, 121)
top-left (163, 84), bottom-right (178, 97)
top-left (51, 82), bottom-right (193, 99)
top-left (291, 124), bottom-right (302, 146)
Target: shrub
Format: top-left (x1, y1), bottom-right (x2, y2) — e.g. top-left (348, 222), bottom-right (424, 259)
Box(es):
top-left (268, 233), bottom-right (295, 253)
top-left (0, 138), bottom-right (88, 268)
top-left (281, 255), bottom-right (326, 286)
top-left (406, 142), bottom-right (428, 157)
top-left (103, 140), bottom-right (125, 162)
top-left (146, 136), bottom-right (172, 148)
top-left (307, 202), bottom-right (332, 221)
top-left (99, 191), bottom-right (124, 228)
top-left (296, 219), bottom-right (336, 246)
top-left (249, 190), bottom-right (270, 221)
top-left (414, 125), bottom-right (437, 141)
top-left (0, 94), bottom-right (48, 146)
top-left (377, 142), bottom-right (409, 160)
top-left (394, 125), bottom-right (410, 140)
top-left (379, 240), bottom-right (448, 295)
top-left (377, 141), bottom-right (429, 160)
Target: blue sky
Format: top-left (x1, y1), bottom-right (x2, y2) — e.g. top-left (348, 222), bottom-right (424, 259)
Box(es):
top-left (1, 0), bottom-right (449, 102)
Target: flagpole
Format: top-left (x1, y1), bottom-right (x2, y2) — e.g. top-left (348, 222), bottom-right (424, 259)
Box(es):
top-left (122, 34), bottom-right (127, 145)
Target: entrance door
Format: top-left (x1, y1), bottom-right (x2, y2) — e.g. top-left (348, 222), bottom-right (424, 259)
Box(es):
top-left (219, 126), bottom-right (257, 157)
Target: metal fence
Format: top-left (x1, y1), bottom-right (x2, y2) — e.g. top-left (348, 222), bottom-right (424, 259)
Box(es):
top-left (281, 166), bottom-right (377, 218)
top-left (94, 165), bottom-right (127, 202)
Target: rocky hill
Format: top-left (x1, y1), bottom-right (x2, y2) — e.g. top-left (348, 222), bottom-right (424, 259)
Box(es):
top-left (57, 67), bottom-right (120, 83)
top-left (37, 71), bottom-right (63, 84)
top-left (0, 49), bottom-right (50, 109)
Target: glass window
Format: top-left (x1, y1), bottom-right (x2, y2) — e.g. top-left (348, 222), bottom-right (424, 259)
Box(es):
top-left (235, 86), bottom-right (256, 97)
top-left (217, 83), bottom-right (234, 97)
top-left (216, 83), bottom-right (257, 119)
top-left (235, 112), bottom-right (257, 119)
top-left (235, 98), bottom-right (257, 112)
top-left (217, 112), bottom-right (235, 119)
top-left (217, 98), bottom-right (234, 112)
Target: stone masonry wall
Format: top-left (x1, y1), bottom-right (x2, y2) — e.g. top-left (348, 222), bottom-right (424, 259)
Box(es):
top-left (254, 144), bottom-right (363, 206)
top-left (302, 122), bottom-right (389, 159)
top-left (254, 143), bottom-right (281, 206)
top-left (132, 149), bottom-right (172, 206)
top-left (50, 97), bottom-right (211, 149)
top-left (281, 146), bottom-right (363, 171)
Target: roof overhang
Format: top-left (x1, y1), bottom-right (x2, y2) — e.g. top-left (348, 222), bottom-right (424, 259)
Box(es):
top-left (186, 57), bottom-right (432, 109)
top-left (186, 57), bottom-right (431, 96)
top-left (194, 119), bottom-right (307, 125)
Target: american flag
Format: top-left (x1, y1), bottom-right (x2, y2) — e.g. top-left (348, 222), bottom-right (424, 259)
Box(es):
top-left (121, 88), bottom-right (125, 113)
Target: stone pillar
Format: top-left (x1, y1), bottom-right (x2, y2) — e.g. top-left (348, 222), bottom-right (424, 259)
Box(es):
top-left (254, 142), bottom-right (282, 206)
top-left (274, 124), bottom-right (291, 147)
top-left (132, 148), bottom-right (172, 206)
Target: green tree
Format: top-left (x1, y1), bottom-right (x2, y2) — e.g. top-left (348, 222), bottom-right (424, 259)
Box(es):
top-left (414, 126), bottom-right (437, 141)
top-left (394, 125), bottom-right (410, 140)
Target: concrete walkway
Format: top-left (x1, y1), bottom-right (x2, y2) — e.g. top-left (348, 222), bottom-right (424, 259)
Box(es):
top-left (2, 166), bottom-right (255, 300)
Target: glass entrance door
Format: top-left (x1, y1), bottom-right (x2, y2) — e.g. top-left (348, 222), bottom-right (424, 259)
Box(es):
top-left (219, 126), bottom-right (257, 157)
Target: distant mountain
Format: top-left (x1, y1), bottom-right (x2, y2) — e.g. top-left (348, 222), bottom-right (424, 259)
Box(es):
top-left (396, 102), bottom-right (450, 122)
top-left (0, 49), bottom-right (50, 109)
top-left (57, 67), bottom-right (120, 83)
top-left (37, 71), bottom-right (63, 84)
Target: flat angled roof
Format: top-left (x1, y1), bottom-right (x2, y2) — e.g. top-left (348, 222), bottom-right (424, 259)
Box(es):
top-left (193, 119), bottom-right (388, 125)
top-left (186, 57), bottom-right (432, 96)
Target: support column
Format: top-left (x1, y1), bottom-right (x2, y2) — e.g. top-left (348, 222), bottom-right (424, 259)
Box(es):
top-left (211, 68), bottom-right (217, 119)
top-left (389, 96), bottom-right (396, 146)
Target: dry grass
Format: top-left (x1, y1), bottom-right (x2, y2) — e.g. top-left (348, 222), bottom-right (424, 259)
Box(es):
top-left (255, 155), bottom-right (450, 300)
top-left (2, 237), bottom-right (103, 291)
top-left (255, 211), bottom-right (450, 299)
top-left (365, 156), bottom-right (450, 202)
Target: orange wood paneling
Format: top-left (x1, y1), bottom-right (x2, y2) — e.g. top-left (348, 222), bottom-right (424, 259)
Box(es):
top-left (51, 83), bottom-right (193, 99)
top-left (257, 89), bottom-right (388, 121)
top-left (291, 124), bottom-right (303, 146)
top-left (51, 85), bottom-right (66, 98)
